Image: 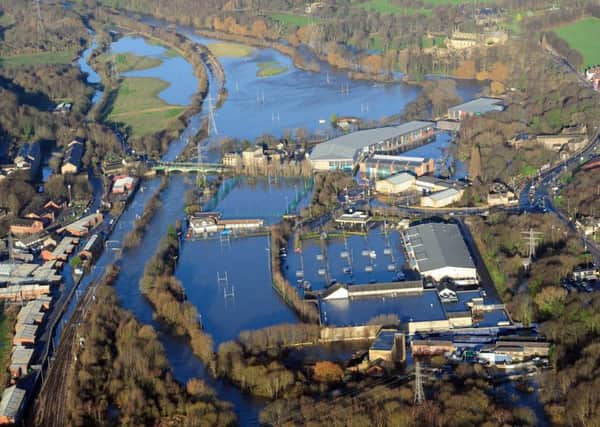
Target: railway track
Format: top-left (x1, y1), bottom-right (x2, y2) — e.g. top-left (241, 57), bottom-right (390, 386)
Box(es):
top-left (33, 276), bottom-right (102, 426)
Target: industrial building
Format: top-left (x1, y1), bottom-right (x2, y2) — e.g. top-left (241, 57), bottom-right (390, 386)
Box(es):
top-left (368, 329), bottom-right (406, 363)
top-left (420, 187), bottom-right (464, 208)
top-left (360, 154), bottom-right (435, 179)
top-left (310, 121), bottom-right (435, 171)
top-left (375, 173), bottom-right (416, 194)
top-left (403, 223), bottom-right (477, 284)
top-left (447, 97), bottom-right (504, 121)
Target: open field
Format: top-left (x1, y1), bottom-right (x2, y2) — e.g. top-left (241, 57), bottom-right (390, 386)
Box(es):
top-left (257, 61), bottom-right (288, 77)
top-left (0, 50), bottom-right (75, 68)
top-left (107, 77), bottom-right (184, 137)
top-left (113, 52), bottom-right (162, 72)
top-left (207, 42), bottom-right (254, 57)
top-left (268, 12), bottom-right (318, 28)
top-left (555, 17), bottom-right (600, 69)
top-left (354, 0), bottom-right (430, 15)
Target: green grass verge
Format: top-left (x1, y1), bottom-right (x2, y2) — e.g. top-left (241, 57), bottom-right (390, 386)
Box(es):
top-left (257, 61), bottom-right (288, 77)
top-left (520, 164), bottom-right (538, 178)
top-left (207, 42), bottom-right (254, 58)
top-left (0, 50), bottom-right (75, 68)
top-left (107, 77), bottom-right (184, 137)
top-left (555, 17), bottom-right (600, 69)
top-left (112, 52), bottom-right (162, 72)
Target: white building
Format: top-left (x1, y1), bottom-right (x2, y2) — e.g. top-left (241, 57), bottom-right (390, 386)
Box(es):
top-left (420, 187), bottom-right (464, 208)
top-left (404, 223), bottom-right (478, 284)
top-left (375, 172), bottom-right (416, 194)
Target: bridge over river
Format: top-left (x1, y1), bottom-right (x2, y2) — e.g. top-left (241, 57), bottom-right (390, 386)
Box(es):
top-left (152, 161), bottom-right (228, 174)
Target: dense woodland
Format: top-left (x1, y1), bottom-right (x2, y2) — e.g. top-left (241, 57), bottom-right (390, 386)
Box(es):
top-left (66, 266), bottom-right (237, 426)
top-left (560, 167), bottom-right (600, 218)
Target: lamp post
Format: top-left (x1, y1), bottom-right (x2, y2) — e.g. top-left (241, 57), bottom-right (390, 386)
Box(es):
top-left (67, 184), bottom-right (72, 206)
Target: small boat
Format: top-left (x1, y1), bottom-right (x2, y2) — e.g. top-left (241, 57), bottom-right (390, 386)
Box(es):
top-left (319, 119), bottom-right (326, 124)
top-left (383, 247), bottom-right (392, 256)
top-left (387, 264), bottom-right (396, 272)
top-left (365, 265), bottom-right (373, 272)
top-left (316, 254), bottom-right (324, 261)
top-left (296, 270), bottom-right (304, 278)
top-left (340, 251), bottom-right (349, 259)
top-left (369, 250), bottom-right (377, 259)
top-left (318, 268), bottom-right (326, 276)
top-left (343, 267), bottom-right (352, 275)
top-left (361, 250), bottom-right (369, 257)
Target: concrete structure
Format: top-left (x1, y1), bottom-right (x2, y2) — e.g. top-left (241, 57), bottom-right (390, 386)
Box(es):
top-left (218, 218), bottom-right (264, 231)
top-left (59, 213), bottom-right (103, 237)
top-left (487, 190), bottom-right (517, 206)
top-left (0, 386), bottom-right (26, 425)
top-left (375, 173), bottom-right (416, 194)
top-left (9, 218), bottom-right (44, 236)
top-left (241, 146), bottom-right (267, 167)
top-left (335, 211), bottom-right (371, 228)
top-left (411, 339), bottom-right (456, 355)
top-left (415, 176), bottom-right (464, 193)
top-left (310, 121), bottom-right (435, 171)
top-left (448, 98), bottom-right (504, 121)
top-left (368, 329), bottom-right (406, 363)
top-left (404, 223), bottom-right (477, 283)
top-left (420, 187), bottom-right (464, 208)
top-left (360, 154), bottom-right (435, 179)
top-left (189, 213), bottom-right (220, 234)
top-left (61, 140), bottom-right (84, 174)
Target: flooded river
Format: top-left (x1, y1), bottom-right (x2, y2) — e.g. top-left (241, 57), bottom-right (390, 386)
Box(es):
top-left (68, 19), bottom-right (496, 424)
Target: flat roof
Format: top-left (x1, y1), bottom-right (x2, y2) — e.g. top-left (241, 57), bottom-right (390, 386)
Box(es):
top-left (310, 121), bottom-right (435, 161)
top-left (405, 222), bottom-right (475, 273)
top-left (448, 97), bottom-right (504, 115)
top-left (370, 154), bottom-right (428, 163)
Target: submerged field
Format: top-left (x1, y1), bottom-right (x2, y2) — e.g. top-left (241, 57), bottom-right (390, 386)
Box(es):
top-left (113, 52), bottom-right (162, 72)
top-left (107, 77), bottom-right (184, 137)
top-left (207, 42), bottom-right (254, 57)
top-left (555, 17), bottom-right (600, 69)
top-left (257, 61), bottom-right (288, 77)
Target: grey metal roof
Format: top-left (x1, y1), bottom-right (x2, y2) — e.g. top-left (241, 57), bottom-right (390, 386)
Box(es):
top-left (448, 97), bottom-right (504, 115)
top-left (427, 188), bottom-right (461, 201)
top-left (379, 173), bottom-right (415, 186)
top-left (310, 121), bottom-right (434, 161)
top-left (406, 223), bottom-right (475, 273)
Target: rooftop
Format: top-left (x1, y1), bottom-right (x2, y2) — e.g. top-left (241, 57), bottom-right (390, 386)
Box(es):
top-left (378, 173), bottom-right (416, 186)
top-left (0, 386), bottom-right (26, 420)
top-left (426, 188), bottom-right (461, 201)
top-left (405, 222), bottom-right (475, 273)
top-left (448, 97), bottom-right (504, 115)
top-left (310, 121), bottom-right (435, 161)
top-left (371, 329), bottom-right (401, 351)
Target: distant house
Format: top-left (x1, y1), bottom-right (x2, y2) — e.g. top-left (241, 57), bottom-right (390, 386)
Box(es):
top-left (112, 175), bottom-right (137, 195)
top-left (241, 146), bottom-right (267, 167)
top-left (61, 140), bottom-right (84, 174)
top-left (14, 142), bottom-right (41, 177)
top-left (420, 188), bottom-right (464, 208)
top-left (9, 219), bottom-right (45, 236)
top-left (58, 213), bottom-right (103, 237)
top-left (447, 98), bottom-right (504, 121)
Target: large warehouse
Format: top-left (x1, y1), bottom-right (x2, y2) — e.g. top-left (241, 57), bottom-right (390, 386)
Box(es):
top-left (403, 222), bottom-right (478, 285)
top-left (310, 121), bottom-right (435, 171)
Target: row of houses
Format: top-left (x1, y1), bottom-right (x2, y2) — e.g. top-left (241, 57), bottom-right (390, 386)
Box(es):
top-left (0, 296), bottom-right (52, 424)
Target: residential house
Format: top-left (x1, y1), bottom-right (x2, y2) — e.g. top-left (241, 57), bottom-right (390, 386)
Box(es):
top-left (14, 142), bottom-right (41, 178)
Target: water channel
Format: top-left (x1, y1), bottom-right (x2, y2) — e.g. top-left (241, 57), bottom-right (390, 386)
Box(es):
top-left (67, 20), bottom-right (507, 424)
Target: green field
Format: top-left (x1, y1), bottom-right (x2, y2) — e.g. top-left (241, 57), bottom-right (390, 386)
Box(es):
top-left (257, 61), bottom-right (288, 77)
top-left (555, 17), bottom-right (600, 69)
top-left (207, 42), bottom-right (254, 58)
top-left (112, 52), bottom-right (162, 72)
top-left (0, 50), bottom-right (75, 68)
top-left (107, 77), bottom-right (185, 137)
top-left (268, 13), bottom-right (318, 28)
top-left (355, 0), bottom-right (431, 15)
